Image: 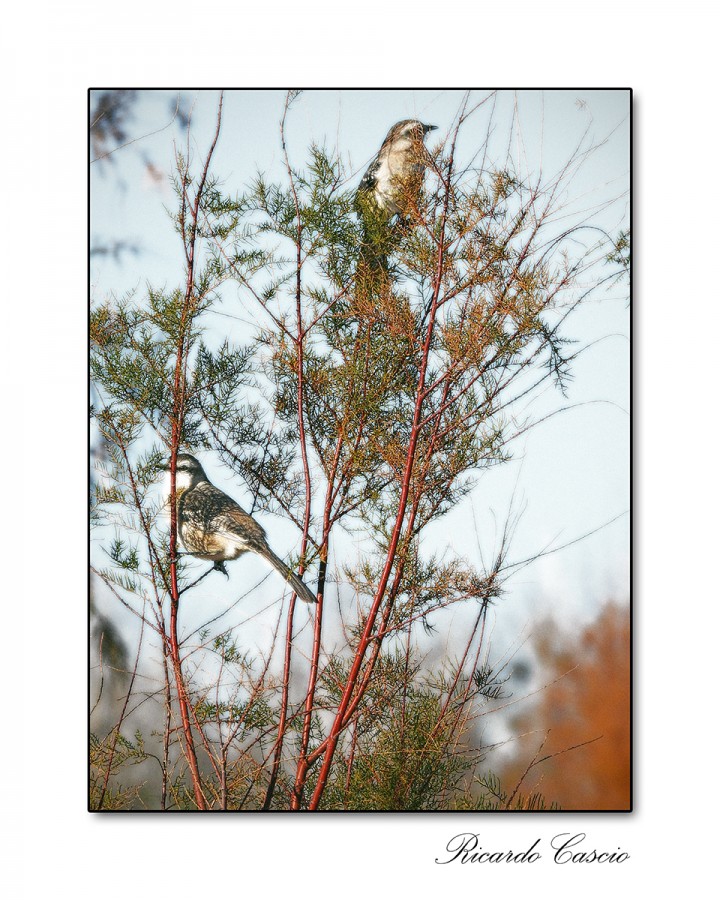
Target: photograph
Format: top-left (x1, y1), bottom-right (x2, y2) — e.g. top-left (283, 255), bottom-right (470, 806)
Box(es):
top-left (89, 88), bottom-right (630, 813)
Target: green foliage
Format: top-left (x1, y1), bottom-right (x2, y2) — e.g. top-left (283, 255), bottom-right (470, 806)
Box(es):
top-left (318, 655), bottom-right (471, 810)
top-left (606, 229), bottom-right (631, 294)
top-left (466, 772), bottom-right (561, 811)
top-left (89, 730), bottom-right (150, 810)
top-left (90, 100), bottom-right (623, 810)
top-left (607, 229), bottom-right (630, 269)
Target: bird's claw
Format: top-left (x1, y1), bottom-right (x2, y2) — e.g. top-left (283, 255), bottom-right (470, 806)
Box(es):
top-left (213, 561), bottom-right (229, 578)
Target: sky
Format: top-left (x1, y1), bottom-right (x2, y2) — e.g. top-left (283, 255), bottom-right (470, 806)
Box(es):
top-left (91, 89), bottom-right (630, 659)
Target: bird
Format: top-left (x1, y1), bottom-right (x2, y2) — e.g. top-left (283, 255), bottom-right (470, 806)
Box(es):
top-left (161, 453), bottom-right (317, 604)
top-left (354, 119), bottom-right (437, 278)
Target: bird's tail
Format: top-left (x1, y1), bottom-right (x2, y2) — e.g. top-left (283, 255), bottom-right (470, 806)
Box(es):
top-left (260, 546), bottom-right (317, 604)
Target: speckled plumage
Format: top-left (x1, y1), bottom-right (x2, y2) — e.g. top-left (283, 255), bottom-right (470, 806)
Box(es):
top-left (356, 119), bottom-right (437, 220)
top-left (166, 454), bottom-right (317, 604)
top-left (178, 480), bottom-right (268, 560)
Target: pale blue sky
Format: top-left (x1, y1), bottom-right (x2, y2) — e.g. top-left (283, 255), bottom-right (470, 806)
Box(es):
top-left (91, 89), bottom-right (629, 653)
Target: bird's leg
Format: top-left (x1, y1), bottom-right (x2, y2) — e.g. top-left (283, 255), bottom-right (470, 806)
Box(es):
top-left (213, 560), bottom-right (230, 578)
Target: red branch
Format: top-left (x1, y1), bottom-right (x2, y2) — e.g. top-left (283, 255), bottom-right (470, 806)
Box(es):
top-left (306, 128), bottom-right (460, 810)
top-left (166, 91), bottom-right (224, 811)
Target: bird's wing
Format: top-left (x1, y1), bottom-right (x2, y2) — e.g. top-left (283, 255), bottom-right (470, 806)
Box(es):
top-left (357, 156), bottom-right (381, 196)
top-left (184, 483), bottom-right (267, 549)
top-left (213, 506), bottom-right (268, 551)
top-left (178, 481), bottom-right (227, 530)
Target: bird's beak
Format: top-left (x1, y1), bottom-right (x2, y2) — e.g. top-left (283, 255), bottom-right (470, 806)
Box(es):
top-left (159, 459), bottom-right (170, 471)
top-left (424, 124), bottom-right (438, 134)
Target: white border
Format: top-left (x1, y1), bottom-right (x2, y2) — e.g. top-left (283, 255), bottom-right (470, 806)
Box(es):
top-left (9, 2), bottom-right (719, 895)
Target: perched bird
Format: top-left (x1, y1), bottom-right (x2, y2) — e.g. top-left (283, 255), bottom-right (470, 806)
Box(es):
top-left (355, 119), bottom-right (437, 277)
top-left (356, 119), bottom-right (437, 220)
top-left (162, 453), bottom-right (317, 604)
